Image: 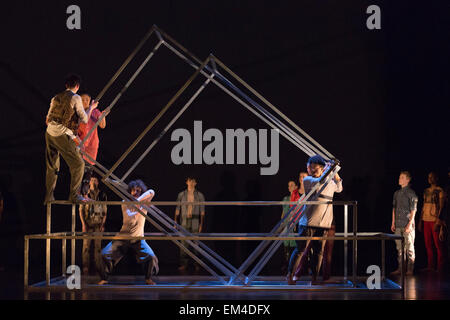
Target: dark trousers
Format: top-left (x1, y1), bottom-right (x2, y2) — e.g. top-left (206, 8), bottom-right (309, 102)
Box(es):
top-left (179, 221), bottom-right (199, 267)
top-left (82, 225), bottom-right (103, 275)
top-left (288, 225), bottom-right (328, 279)
top-left (100, 240), bottom-right (157, 280)
top-left (322, 224), bottom-right (335, 279)
top-left (423, 221), bottom-right (446, 271)
top-left (283, 246), bottom-right (296, 273)
top-left (45, 132), bottom-right (84, 202)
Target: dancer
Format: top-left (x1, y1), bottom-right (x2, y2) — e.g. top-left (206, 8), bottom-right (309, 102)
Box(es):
top-left (390, 171), bottom-right (418, 276)
top-left (281, 180), bottom-right (300, 274)
top-left (44, 74), bottom-right (98, 203)
top-left (441, 169), bottom-right (450, 268)
top-left (418, 172), bottom-right (446, 273)
top-left (174, 177), bottom-right (206, 273)
top-left (322, 217), bottom-right (336, 281)
top-left (287, 155), bottom-right (343, 284)
top-left (79, 175), bottom-right (108, 275)
top-left (98, 179), bottom-right (159, 285)
top-left (78, 93), bottom-right (107, 196)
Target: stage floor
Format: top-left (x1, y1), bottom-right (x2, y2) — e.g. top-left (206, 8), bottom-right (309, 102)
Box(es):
top-left (25, 275), bottom-right (401, 291)
top-left (1, 269), bottom-right (448, 300)
top-left (18, 273), bottom-right (449, 300)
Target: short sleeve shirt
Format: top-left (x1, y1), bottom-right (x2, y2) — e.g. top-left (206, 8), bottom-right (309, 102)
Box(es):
top-left (393, 186), bottom-right (418, 228)
top-left (176, 190), bottom-right (205, 221)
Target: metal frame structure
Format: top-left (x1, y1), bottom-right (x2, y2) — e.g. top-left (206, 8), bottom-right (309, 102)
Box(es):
top-left (25, 25), bottom-right (406, 293)
top-left (25, 200), bottom-right (404, 295)
top-left (74, 25), bottom-right (346, 285)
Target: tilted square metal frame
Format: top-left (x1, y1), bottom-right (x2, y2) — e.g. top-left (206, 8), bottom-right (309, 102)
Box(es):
top-left (77, 25), bottom-right (344, 285)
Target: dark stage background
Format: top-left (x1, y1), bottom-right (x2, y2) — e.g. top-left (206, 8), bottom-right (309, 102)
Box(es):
top-left (0, 0), bottom-right (449, 290)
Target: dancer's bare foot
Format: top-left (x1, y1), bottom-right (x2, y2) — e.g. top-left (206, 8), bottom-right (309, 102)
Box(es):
top-left (145, 278), bottom-right (156, 285)
top-left (286, 273), bottom-right (296, 285)
top-left (97, 280), bottom-right (108, 285)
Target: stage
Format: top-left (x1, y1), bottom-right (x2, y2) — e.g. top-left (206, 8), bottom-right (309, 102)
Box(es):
top-left (11, 273), bottom-right (450, 300)
top-left (1, 2), bottom-right (449, 308)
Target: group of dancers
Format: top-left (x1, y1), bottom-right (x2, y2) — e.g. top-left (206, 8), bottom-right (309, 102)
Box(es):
top-left (44, 74), bottom-right (345, 285)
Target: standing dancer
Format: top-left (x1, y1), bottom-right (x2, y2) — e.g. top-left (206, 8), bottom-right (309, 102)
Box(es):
top-left (79, 175), bottom-right (108, 276)
top-left (44, 74), bottom-right (98, 203)
top-left (287, 155), bottom-right (343, 284)
top-left (78, 93), bottom-right (107, 196)
top-left (281, 180), bottom-right (300, 274)
top-left (174, 177), bottom-right (206, 273)
top-left (418, 172), bottom-right (446, 273)
top-left (390, 171), bottom-right (418, 276)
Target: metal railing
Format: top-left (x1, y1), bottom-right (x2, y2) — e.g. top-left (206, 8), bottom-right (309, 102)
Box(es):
top-left (24, 200), bottom-right (404, 291)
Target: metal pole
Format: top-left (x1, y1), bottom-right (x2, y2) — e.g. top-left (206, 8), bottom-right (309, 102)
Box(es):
top-left (230, 197), bottom-right (310, 284)
top-left (39, 199), bottom-right (355, 206)
top-left (344, 204), bottom-right (348, 281)
top-left (245, 203), bottom-right (308, 284)
top-left (211, 68), bottom-right (321, 158)
top-left (245, 239), bottom-right (284, 284)
top-left (104, 54), bottom-right (211, 180)
top-left (352, 203), bottom-right (358, 287)
top-left (71, 204), bottom-right (76, 267)
top-left (46, 203), bottom-right (51, 233)
top-left (381, 239), bottom-right (386, 281)
top-left (162, 42), bottom-right (317, 158)
top-left (212, 56), bottom-right (335, 160)
top-left (156, 27), bottom-right (334, 158)
top-left (62, 238), bottom-right (67, 277)
top-left (208, 71), bottom-right (316, 157)
top-left (235, 167), bottom-right (340, 284)
top-left (81, 152), bottom-right (126, 190)
top-left (241, 166), bottom-right (341, 285)
top-left (100, 176), bottom-right (231, 283)
top-left (102, 166), bottom-right (238, 278)
top-left (46, 204), bottom-right (51, 286)
top-left (81, 39), bottom-right (163, 147)
top-left (401, 235), bottom-right (405, 295)
top-left (95, 25), bottom-right (156, 102)
top-left (149, 203), bottom-right (240, 275)
top-left (24, 236), bottom-right (29, 287)
top-left (120, 72), bottom-right (215, 182)
top-left (46, 241), bottom-right (50, 286)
